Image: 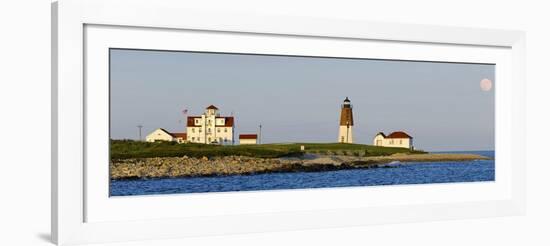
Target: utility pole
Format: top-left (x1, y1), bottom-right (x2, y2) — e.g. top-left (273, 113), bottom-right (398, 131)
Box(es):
top-left (137, 125), bottom-right (143, 141)
top-left (231, 111), bottom-right (235, 145)
top-left (258, 124), bottom-right (262, 144)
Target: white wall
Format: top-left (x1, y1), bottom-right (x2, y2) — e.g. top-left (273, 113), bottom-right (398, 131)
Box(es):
top-left (382, 138), bottom-right (411, 149)
top-left (338, 125), bottom-right (353, 143)
top-left (187, 113), bottom-right (233, 144)
top-left (0, 0), bottom-right (549, 245)
top-left (240, 138), bottom-right (257, 145)
top-left (373, 135), bottom-right (412, 148)
top-left (145, 129), bottom-right (174, 142)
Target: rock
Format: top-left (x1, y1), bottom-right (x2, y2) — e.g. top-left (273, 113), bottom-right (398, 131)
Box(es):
top-left (110, 153), bottom-right (489, 180)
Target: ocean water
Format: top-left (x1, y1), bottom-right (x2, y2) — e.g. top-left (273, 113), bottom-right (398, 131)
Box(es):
top-left (110, 151), bottom-right (495, 196)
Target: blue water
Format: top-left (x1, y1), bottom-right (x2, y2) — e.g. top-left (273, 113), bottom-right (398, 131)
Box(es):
top-left (110, 151), bottom-right (495, 196)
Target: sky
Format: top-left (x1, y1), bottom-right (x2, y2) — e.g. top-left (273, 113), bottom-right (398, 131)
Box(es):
top-left (110, 49), bottom-right (495, 151)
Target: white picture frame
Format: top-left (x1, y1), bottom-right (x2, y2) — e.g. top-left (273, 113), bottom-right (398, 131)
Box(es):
top-left (52, 0), bottom-right (526, 245)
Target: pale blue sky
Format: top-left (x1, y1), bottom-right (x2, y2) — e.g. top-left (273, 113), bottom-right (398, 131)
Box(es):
top-left (110, 49), bottom-right (495, 151)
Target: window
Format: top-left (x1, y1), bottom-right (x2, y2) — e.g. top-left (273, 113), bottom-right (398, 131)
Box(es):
top-left (192, 137), bottom-right (195, 141)
top-left (400, 140), bottom-right (403, 144)
top-left (199, 129), bottom-right (202, 133)
top-left (195, 119), bottom-right (199, 124)
top-left (197, 137), bottom-right (200, 141)
top-left (219, 138), bottom-right (223, 143)
top-left (217, 129), bottom-right (220, 133)
top-left (224, 128), bottom-right (228, 133)
top-left (192, 128), bottom-right (195, 133)
top-left (341, 136), bottom-right (344, 142)
top-left (208, 128), bottom-right (211, 133)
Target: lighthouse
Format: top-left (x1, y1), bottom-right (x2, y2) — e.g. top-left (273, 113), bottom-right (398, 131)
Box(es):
top-left (338, 97), bottom-right (354, 143)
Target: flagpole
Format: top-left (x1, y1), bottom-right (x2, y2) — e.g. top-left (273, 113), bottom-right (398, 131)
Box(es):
top-left (182, 108), bottom-right (188, 134)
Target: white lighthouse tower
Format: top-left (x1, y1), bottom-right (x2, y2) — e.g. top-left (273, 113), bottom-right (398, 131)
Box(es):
top-left (338, 97), bottom-right (354, 143)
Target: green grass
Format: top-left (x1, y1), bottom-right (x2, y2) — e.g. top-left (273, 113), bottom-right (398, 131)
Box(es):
top-left (110, 140), bottom-right (425, 160)
top-left (295, 142), bottom-right (425, 156)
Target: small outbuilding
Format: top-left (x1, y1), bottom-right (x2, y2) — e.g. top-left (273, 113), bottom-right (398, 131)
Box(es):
top-left (171, 132), bottom-right (187, 143)
top-left (146, 128), bottom-right (187, 143)
top-left (239, 134), bottom-right (258, 145)
top-left (373, 131), bottom-right (414, 149)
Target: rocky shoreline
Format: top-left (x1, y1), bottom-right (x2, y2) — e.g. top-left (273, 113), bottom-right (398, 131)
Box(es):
top-left (110, 153), bottom-right (490, 180)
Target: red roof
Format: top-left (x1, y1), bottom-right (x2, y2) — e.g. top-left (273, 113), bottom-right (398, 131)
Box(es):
top-left (386, 131), bottom-right (412, 139)
top-left (187, 116), bottom-right (200, 127)
top-left (170, 133), bottom-right (187, 139)
top-left (239, 134), bottom-right (257, 139)
top-left (186, 116), bottom-right (234, 127)
top-left (223, 117), bottom-right (234, 127)
top-left (206, 105), bottom-right (218, 110)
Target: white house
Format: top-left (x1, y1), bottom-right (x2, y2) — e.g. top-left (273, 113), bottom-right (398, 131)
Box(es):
top-left (338, 97), bottom-right (354, 143)
top-left (239, 134), bottom-right (258, 145)
top-left (373, 131), bottom-right (414, 149)
top-left (186, 105), bottom-right (234, 144)
top-left (145, 128), bottom-right (187, 143)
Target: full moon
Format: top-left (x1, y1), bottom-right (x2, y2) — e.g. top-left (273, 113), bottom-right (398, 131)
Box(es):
top-left (480, 78), bottom-right (492, 91)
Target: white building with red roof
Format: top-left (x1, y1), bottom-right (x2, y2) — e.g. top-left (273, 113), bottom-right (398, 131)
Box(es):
top-left (186, 105), bottom-right (234, 144)
top-left (373, 131), bottom-right (414, 149)
top-left (145, 128), bottom-right (187, 143)
top-left (239, 134), bottom-right (258, 145)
